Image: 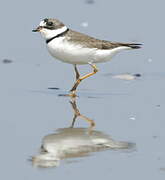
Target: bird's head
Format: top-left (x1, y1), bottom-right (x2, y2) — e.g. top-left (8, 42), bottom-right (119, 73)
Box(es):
top-left (32, 18), bottom-right (68, 40)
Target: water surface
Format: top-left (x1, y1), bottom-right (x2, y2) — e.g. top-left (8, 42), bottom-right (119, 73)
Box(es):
top-left (0, 0), bottom-right (165, 179)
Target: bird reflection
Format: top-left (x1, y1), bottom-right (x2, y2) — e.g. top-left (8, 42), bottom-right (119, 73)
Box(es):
top-left (69, 98), bottom-right (95, 130)
top-left (32, 98), bottom-right (135, 168)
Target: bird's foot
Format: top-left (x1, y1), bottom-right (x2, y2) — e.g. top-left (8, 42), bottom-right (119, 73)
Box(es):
top-left (58, 91), bottom-right (78, 98)
top-left (69, 91), bottom-right (77, 98)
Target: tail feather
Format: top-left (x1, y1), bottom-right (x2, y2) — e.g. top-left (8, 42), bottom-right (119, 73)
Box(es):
top-left (122, 43), bottom-right (142, 49)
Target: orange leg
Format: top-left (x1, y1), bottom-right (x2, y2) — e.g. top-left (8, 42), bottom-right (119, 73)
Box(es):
top-left (70, 63), bottom-right (98, 96)
top-left (74, 64), bottom-right (80, 80)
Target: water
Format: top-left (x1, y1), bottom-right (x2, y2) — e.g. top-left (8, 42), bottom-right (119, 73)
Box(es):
top-left (0, 0), bottom-right (165, 179)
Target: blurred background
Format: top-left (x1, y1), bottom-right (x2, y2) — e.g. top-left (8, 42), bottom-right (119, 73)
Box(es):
top-left (0, 0), bottom-right (165, 179)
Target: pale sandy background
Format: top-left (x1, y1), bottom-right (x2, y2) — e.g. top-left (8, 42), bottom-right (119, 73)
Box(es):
top-left (0, 0), bottom-right (165, 179)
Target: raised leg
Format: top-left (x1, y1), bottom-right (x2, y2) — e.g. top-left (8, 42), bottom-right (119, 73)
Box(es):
top-left (70, 63), bottom-right (98, 95)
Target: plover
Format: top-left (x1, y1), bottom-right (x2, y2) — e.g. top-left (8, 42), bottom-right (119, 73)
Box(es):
top-left (33, 18), bottom-right (141, 97)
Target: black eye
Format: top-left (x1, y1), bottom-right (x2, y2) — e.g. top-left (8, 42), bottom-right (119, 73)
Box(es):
top-left (47, 21), bottom-right (53, 26)
top-left (44, 18), bottom-right (48, 22)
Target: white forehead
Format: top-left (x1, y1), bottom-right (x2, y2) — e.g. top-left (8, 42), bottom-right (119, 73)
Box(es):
top-left (39, 20), bottom-right (46, 26)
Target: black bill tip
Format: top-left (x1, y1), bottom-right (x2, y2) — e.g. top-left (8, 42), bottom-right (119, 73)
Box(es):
top-left (32, 29), bottom-right (38, 32)
top-left (32, 26), bottom-right (42, 32)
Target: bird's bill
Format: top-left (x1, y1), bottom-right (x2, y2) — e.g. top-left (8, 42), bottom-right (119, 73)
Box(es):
top-left (32, 26), bottom-right (42, 32)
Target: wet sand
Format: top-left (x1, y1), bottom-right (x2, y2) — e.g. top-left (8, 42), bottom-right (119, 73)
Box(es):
top-left (0, 0), bottom-right (165, 179)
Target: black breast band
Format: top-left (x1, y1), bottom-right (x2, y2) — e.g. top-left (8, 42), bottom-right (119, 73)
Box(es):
top-left (46, 28), bottom-right (69, 44)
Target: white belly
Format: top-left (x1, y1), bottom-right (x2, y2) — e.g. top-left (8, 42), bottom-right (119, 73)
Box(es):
top-left (47, 37), bottom-right (131, 65)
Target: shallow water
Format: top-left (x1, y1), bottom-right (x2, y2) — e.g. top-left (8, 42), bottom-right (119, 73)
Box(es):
top-left (0, 0), bottom-right (165, 179)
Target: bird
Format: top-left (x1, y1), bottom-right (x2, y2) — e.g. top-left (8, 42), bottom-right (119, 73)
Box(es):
top-left (33, 18), bottom-right (141, 97)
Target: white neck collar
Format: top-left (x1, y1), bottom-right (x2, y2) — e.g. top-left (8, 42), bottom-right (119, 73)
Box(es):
top-left (40, 26), bottom-right (68, 40)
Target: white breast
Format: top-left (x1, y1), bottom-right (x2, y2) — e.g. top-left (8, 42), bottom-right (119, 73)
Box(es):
top-left (47, 37), bottom-right (131, 65)
top-left (47, 37), bottom-right (97, 64)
